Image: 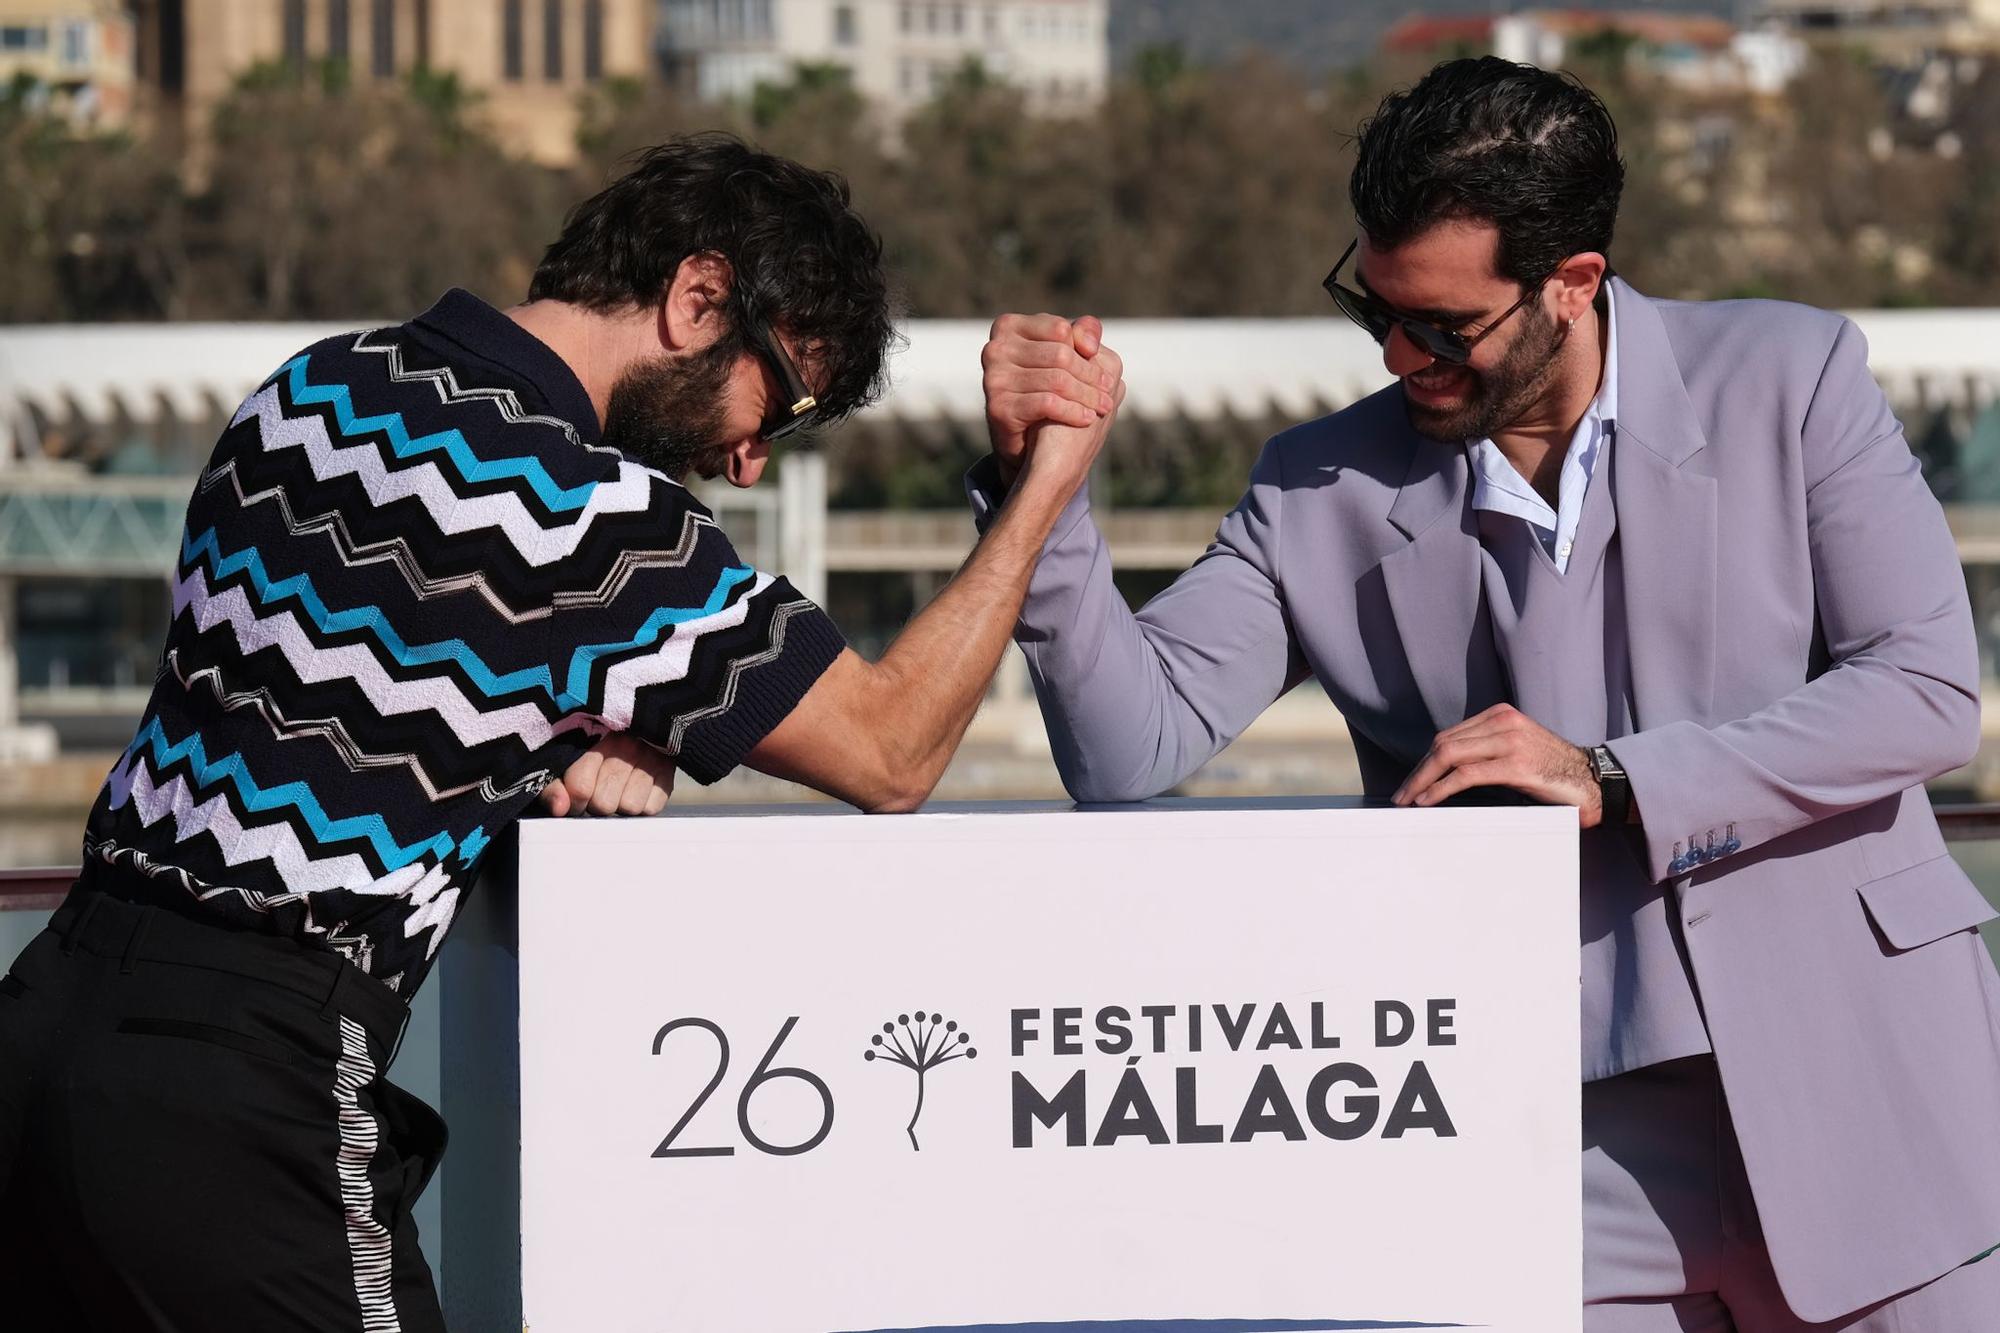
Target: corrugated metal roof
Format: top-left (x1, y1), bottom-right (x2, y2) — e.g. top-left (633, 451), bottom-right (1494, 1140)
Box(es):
top-left (2, 309), bottom-right (1996, 455)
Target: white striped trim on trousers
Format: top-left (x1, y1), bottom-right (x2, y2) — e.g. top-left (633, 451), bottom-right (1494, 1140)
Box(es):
top-left (335, 1015), bottom-right (403, 1333)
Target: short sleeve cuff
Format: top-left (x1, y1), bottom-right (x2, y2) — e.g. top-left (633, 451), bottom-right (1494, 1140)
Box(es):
top-left (673, 585), bottom-right (846, 785)
top-left (965, 454), bottom-right (1009, 532)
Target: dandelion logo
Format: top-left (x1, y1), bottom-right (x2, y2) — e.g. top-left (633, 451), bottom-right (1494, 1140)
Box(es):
top-left (863, 1011), bottom-right (976, 1150)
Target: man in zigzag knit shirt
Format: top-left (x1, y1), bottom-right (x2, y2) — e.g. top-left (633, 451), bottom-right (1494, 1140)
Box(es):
top-left (0, 135), bottom-right (1127, 1331)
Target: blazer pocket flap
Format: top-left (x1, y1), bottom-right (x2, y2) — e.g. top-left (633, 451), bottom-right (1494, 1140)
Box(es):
top-left (1858, 854), bottom-right (1998, 952)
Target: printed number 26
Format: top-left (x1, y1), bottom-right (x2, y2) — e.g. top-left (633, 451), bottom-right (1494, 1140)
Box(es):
top-left (650, 1016), bottom-right (834, 1158)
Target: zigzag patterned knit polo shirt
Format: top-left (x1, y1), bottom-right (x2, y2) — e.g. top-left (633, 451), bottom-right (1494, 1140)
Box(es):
top-left (78, 289), bottom-right (846, 995)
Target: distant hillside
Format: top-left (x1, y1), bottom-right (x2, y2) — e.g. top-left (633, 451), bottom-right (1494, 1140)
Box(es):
top-left (1109, 0), bottom-right (1748, 75)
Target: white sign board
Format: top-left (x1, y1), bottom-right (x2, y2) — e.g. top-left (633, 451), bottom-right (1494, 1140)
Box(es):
top-left (514, 800), bottom-right (1581, 1333)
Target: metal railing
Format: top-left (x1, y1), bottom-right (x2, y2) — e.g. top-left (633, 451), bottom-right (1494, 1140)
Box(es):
top-left (9, 805), bottom-right (2000, 911)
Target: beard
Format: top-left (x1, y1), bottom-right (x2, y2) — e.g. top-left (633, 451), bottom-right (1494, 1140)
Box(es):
top-left (600, 337), bottom-right (741, 483)
top-left (1400, 300), bottom-right (1565, 444)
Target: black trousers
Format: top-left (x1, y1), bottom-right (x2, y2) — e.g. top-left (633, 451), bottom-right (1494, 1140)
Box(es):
top-left (0, 885), bottom-right (447, 1332)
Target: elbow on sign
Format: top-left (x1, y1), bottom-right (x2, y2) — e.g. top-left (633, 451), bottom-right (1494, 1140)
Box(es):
top-left (745, 651), bottom-right (942, 814)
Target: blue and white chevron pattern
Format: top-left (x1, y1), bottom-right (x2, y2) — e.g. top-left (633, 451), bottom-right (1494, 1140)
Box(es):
top-left (86, 321), bottom-right (840, 992)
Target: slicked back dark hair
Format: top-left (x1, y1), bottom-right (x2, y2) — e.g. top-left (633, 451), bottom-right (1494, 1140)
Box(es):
top-left (530, 132), bottom-right (896, 427)
top-left (1349, 57), bottom-right (1624, 287)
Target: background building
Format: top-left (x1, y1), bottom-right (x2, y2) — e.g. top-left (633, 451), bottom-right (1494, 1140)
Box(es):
top-left (127, 0), bottom-right (651, 163)
top-left (1382, 9), bottom-right (1811, 95)
top-left (658, 0), bottom-right (1109, 116)
top-left (3, 310), bottom-right (1998, 863)
top-left (0, 0), bottom-right (134, 128)
top-left (1753, 0), bottom-right (2000, 57)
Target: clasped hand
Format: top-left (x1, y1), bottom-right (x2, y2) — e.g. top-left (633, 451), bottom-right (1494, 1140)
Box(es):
top-left (981, 313), bottom-right (1126, 489)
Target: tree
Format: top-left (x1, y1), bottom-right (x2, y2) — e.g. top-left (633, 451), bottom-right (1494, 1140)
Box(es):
top-left (195, 62), bottom-right (562, 320)
top-left (863, 1010), bottom-right (976, 1150)
top-left (0, 76), bottom-right (182, 320)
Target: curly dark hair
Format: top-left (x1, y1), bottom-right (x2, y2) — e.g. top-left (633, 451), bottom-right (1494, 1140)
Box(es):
top-left (529, 133), bottom-right (897, 426)
top-left (1349, 57), bottom-right (1624, 286)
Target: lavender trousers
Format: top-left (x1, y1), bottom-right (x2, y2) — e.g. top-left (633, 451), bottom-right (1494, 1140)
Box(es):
top-left (1585, 1053), bottom-right (2000, 1331)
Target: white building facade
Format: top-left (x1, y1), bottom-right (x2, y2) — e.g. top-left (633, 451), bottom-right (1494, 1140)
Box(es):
top-left (658, 0), bottom-right (1108, 116)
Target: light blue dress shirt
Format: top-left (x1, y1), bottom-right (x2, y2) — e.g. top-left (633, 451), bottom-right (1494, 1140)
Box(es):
top-left (1465, 285), bottom-right (1620, 574)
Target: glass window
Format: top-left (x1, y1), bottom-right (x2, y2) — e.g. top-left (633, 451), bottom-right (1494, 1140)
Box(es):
top-left (502, 0), bottom-right (523, 79)
top-left (899, 3), bottom-right (912, 34)
top-left (950, 4), bottom-right (964, 35)
top-left (834, 4), bottom-right (857, 44)
top-left (371, 0), bottom-right (394, 76)
top-left (583, 0), bottom-right (602, 79)
top-left (415, 0), bottom-right (429, 68)
top-left (543, 0), bottom-right (563, 80)
top-left (328, 0), bottom-right (350, 61)
top-left (0, 24), bottom-right (49, 51)
top-left (61, 21), bottom-right (89, 67)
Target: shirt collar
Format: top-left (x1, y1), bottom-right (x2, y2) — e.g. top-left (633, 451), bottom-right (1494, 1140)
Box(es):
top-left (411, 288), bottom-right (602, 443)
top-left (1597, 280), bottom-right (1620, 432)
top-left (1462, 281), bottom-right (1621, 563)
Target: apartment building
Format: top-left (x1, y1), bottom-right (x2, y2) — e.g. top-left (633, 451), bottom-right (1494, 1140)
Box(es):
top-left (659, 0), bottom-right (1109, 116)
top-left (0, 0), bottom-right (134, 128)
top-left (128, 0), bottom-right (650, 163)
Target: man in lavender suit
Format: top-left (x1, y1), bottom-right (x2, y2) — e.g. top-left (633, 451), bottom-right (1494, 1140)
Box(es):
top-left (971, 58), bottom-right (2000, 1331)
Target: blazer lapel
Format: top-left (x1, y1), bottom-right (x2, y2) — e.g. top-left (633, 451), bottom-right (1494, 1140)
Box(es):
top-left (1379, 430), bottom-right (1485, 732)
top-left (1610, 280), bottom-right (1718, 730)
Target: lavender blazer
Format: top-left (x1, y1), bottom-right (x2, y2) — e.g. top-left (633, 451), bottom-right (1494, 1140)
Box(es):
top-left (971, 278), bottom-right (2000, 1320)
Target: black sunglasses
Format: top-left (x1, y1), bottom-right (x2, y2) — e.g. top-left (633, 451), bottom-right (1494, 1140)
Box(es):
top-left (1322, 240), bottom-right (1553, 366)
top-left (740, 302), bottom-right (820, 443)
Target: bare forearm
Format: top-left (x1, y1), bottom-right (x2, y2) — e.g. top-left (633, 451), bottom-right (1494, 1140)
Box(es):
top-left (747, 322), bottom-right (1124, 812)
top-left (870, 471), bottom-right (1077, 795)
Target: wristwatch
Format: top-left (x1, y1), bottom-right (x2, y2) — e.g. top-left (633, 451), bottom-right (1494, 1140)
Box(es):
top-left (1586, 744), bottom-right (1630, 826)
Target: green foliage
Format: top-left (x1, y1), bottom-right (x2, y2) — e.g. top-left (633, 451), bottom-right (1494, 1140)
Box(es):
top-left (3, 45), bottom-right (1995, 327)
top-left (1133, 43), bottom-right (1189, 93)
top-left (1568, 28), bottom-right (1639, 67)
top-left (750, 61), bottom-right (858, 130)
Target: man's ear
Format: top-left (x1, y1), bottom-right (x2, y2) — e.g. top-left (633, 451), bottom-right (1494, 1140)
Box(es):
top-left (660, 252), bottom-right (736, 353)
top-left (721, 437), bottom-right (770, 490)
top-left (1550, 251), bottom-right (1608, 325)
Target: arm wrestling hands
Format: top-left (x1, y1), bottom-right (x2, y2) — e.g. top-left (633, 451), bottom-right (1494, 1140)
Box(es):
top-left (740, 314), bottom-right (1126, 812)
